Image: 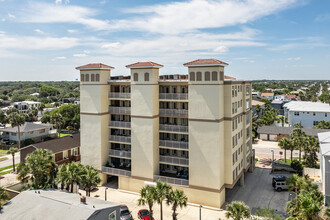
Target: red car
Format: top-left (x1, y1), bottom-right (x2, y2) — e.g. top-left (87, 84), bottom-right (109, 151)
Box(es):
top-left (137, 209), bottom-right (154, 220)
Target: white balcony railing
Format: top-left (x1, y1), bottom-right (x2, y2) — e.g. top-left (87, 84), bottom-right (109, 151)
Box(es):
top-left (159, 155), bottom-right (189, 166)
top-left (159, 140), bottom-right (189, 150)
top-left (154, 175), bottom-right (189, 186)
top-left (102, 166), bottom-right (131, 177)
top-left (109, 149), bottom-right (131, 158)
top-left (159, 124), bottom-right (188, 133)
top-left (109, 121), bottom-right (131, 128)
top-left (159, 109), bottom-right (188, 117)
top-left (109, 92), bottom-right (131, 99)
top-left (109, 107), bottom-right (131, 114)
top-left (159, 93), bottom-right (188, 100)
top-left (109, 135), bottom-right (131, 143)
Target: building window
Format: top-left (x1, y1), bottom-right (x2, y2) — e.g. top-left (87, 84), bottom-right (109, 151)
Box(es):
top-left (190, 72), bottom-right (195, 81)
top-left (246, 114), bottom-right (250, 124)
top-left (246, 127), bottom-right (250, 138)
top-left (196, 72), bottom-right (202, 81)
top-left (212, 71), bottom-right (218, 81)
top-left (246, 85), bottom-right (250, 95)
top-left (232, 103), bottom-right (235, 114)
top-left (85, 74), bottom-right (89, 82)
top-left (144, 72), bottom-right (149, 81)
top-left (205, 71), bottom-right (210, 81)
top-left (219, 71), bottom-right (224, 80)
top-left (235, 86), bottom-right (237, 97)
top-left (91, 74), bottom-right (95, 82)
top-left (81, 74), bottom-right (84, 82)
top-left (313, 121), bottom-right (319, 126)
top-left (246, 99), bottom-right (250, 110)
top-left (294, 112), bottom-right (300, 116)
top-left (232, 86), bottom-right (235, 97)
top-left (96, 74), bottom-right (100, 82)
top-left (133, 73), bottom-right (138, 81)
top-left (232, 120), bottom-right (235, 131)
top-left (326, 113), bottom-right (328, 117)
top-left (233, 154), bottom-right (235, 165)
top-left (313, 112), bottom-right (316, 116)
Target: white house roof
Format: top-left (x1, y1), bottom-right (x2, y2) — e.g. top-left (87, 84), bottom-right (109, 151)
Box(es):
top-left (318, 132), bottom-right (330, 156)
top-left (0, 122), bottom-right (53, 133)
top-left (283, 101), bottom-right (330, 113)
top-left (12, 101), bottom-right (41, 105)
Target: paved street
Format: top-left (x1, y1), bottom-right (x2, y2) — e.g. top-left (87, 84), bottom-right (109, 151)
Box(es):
top-left (0, 153), bottom-right (20, 168)
top-left (253, 139), bottom-right (300, 159)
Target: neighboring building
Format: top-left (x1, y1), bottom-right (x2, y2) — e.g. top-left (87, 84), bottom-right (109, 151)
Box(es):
top-left (270, 100), bottom-right (290, 115)
top-left (12, 101), bottom-right (40, 113)
top-left (274, 95), bottom-right (291, 101)
top-left (76, 59), bottom-right (253, 208)
top-left (252, 100), bottom-right (265, 116)
top-left (284, 101), bottom-right (330, 128)
top-left (252, 91), bottom-right (261, 98)
top-left (258, 126), bottom-right (330, 141)
top-left (74, 100), bottom-right (80, 105)
top-left (318, 131), bottom-right (330, 205)
top-left (0, 122), bottom-right (57, 144)
top-left (20, 133), bottom-right (80, 165)
top-left (30, 92), bottom-right (39, 96)
top-left (1, 190), bottom-right (120, 220)
top-left (260, 93), bottom-right (274, 100)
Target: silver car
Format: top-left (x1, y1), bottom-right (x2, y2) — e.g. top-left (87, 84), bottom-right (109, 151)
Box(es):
top-left (120, 205), bottom-right (133, 220)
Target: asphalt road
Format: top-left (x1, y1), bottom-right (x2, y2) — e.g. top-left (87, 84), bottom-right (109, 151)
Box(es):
top-left (0, 153), bottom-right (20, 168)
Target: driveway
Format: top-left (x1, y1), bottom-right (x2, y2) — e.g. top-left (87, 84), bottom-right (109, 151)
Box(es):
top-left (224, 167), bottom-right (291, 217)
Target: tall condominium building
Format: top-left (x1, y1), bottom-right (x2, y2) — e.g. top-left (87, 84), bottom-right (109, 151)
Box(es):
top-left (76, 59), bottom-right (254, 208)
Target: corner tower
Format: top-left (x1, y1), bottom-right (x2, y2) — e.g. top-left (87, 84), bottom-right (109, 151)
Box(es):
top-left (76, 63), bottom-right (113, 184)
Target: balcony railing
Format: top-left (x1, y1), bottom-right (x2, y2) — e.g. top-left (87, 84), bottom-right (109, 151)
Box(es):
top-left (109, 92), bottom-right (131, 99)
top-left (159, 93), bottom-right (188, 100)
top-left (109, 121), bottom-right (131, 128)
top-left (159, 109), bottom-right (188, 117)
top-left (109, 135), bottom-right (131, 143)
top-left (159, 140), bottom-right (189, 150)
top-left (109, 107), bottom-right (131, 114)
top-left (159, 124), bottom-right (188, 133)
top-left (154, 175), bottom-right (188, 186)
top-left (159, 155), bottom-right (189, 166)
top-left (102, 166), bottom-right (131, 177)
top-left (109, 149), bottom-right (131, 158)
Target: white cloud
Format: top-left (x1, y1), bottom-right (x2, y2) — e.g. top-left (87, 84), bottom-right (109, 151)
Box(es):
top-left (214, 45), bottom-right (228, 53)
top-left (8, 13), bottom-right (15, 18)
top-left (67, 29), bottom-right (77, 33)
top-left (73, 53), bottom-right (87, 57)
top-left (101, 42), bottom-right (121, 49)
top-left (55, 0), bottom-right (70, 4)
top-left (55, 56), bottom-right (66, 59)
top-left (1, 18), bottom-right (5, 22)
top-left (287, 57), bottom-right (301, 61)
top-left (34, 29), bottom-right (45, 34)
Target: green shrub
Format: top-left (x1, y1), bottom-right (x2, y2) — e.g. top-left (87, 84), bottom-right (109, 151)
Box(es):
top-left (23, 139), bottom-right (35, 147)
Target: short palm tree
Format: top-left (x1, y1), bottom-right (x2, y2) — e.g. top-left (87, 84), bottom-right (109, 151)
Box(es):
top-left (7, 112), bottom-right (26, 149)
top-left (7, 147), bottom-right (19, 172)
top-left (225, 201), bottom-right (250, 220)
top-left (155, 181), bottom-right (172, 220)
top-left (276, 115), bottom-right (288, 127)
top-left (138, 185), bottom-right (157, 220)
top-left (166, 189), bottom-right (187, 220)
top-left (291, 126), bottom-right (306, 162)
top-left (66, 162), bottom-right (81, 193)
top-left (50, 113), bottom-right (63, 138)
top-left (0, 187), bottom-right (8, 208)
top-left (278, 137), bottom-right (293, 163)
top-left (80, 165), bottom-right (101, 196)
top-left (0, 109), bottom-right (7, 127)
top-left (55, 164), bottom-right (70, 191)
top-left (38, 103), bottom-right (45, 116)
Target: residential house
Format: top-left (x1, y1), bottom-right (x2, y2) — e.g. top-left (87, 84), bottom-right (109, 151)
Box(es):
top-left (12, 101), bottom-right (40, 113)
top-left (20, 133), bottom-right (80, 165)
top-left (318, 131), bottom-right (330, 205)
top-left (260, 93), bottom-right (274, 101)
top-left (252, 100), bottom-right (265, 116)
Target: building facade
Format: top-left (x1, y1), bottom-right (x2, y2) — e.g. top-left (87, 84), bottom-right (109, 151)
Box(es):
top-left (318, 132), bottom-right (330, 205)
top-left (12, 101), bottom-right (40, 113)
top-left (77, 59), bottom-right (253, 208)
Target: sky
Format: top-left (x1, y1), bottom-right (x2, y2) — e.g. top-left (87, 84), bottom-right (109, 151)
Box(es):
top-left (0, 0), bottom-right (330, 81)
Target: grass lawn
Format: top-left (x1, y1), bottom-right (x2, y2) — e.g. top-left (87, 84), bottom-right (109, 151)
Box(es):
top-left (255, 158), bottom-right (259, 164)
top-left (59, 133), bottom-right (70, 138)
top-left (0, 170), bottom-right (12, 175)
top-left (0, 149), bottom-right (7, 157)
top-left (0, 157), bottom-right (8, 162)
top-left (276, 157), bottom-right (299, 165)
top-left (0, 164), bottom-right (18, 172)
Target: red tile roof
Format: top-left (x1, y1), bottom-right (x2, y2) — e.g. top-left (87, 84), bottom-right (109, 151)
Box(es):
top-left (126, 62), bottom-right (163, 68)
top-left (183, 59), bottom-right (228, 66)
top-left (75, 63), bottom-right (114, 70)
top-left (224, 75), bottom-right (236, 80)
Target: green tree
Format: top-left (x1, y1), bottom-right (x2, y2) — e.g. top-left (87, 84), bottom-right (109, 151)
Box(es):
top-left (255, 104), bottom-right (261, 116)
top-left (7, 147), bottom-right (19, 172)
top-left (7, 112), bottom-right (26, 149)
top-left (275, 115), bottom-right (288, 127)
top-left (313, 120), bottom-right (330, 129)
top-left (80, 165), bottom-right (101, 196)
top-left (225, 201), bottom-right (250, 220)
top-left (0, 187), bottom-right (8, 208)
top-left (303, 136), bottom-right (319, 168)
top-left (291, 125), bottom-right (306, 162)
top-left (50, 113), bottom-right (64, 137)
top-left (17, 149), bottom-right (57, 189)
top-left (56, 162), bottom-right (81, 193)
top-left (166, 189), bottom-right (187, 220)
top-left (278, 137), bottom-right (291, 163)
top-left (38, 103), bottom-right (45, 116)
top-left (138, 185), bottom-right (157, 220)
top-left (155, 181), bottom-right (172, 220)
top-left (0, 109), bottom-right (7, 127)
top-left (254, 207), bottom-right (285, 220)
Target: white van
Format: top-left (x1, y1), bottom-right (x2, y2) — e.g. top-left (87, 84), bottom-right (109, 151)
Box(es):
top-left (274, 180), bottom-right (289, 192)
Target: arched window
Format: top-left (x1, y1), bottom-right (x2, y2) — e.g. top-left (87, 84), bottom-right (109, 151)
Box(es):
top-left (220, 71), bottom-right (224, 80)
top-left (91, 74), bottom-right (95, 82)
top-left (205, 71), bottom-right (210, 81)
top-left (133, 73), bottom-right (138, 81)
top-left (196, 72), bottom-right (202, 81)
top-left (212, 71), bottom-right (218, 81)
top-left (144, 72), bottom-right (149, 81)
top-left (190, 72), bottom-right (195, 81)
top-left (81, 74), bottom-right (85, 82)
top-left (95, 74), bottom-right (100, 82)
top-left (85, 74), bottom-right (89, 82)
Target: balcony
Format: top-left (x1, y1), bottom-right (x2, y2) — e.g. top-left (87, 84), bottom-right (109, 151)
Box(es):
top-left (109, 107), bottom-right (131, 114)
top-left (154, 175), bottom-right (188, 186)
top-left (109, 92), bottom-right (131, 99)
top-left (109, 149), bottom-right (131, 158)
top-left (159, 155), bottom-right (189, 166)
top-left (159, 93), bottom-right (188, 100)
top-left (109, 121), bottom-right (131, 128)
top-left (159, 124), bottom-right (188, 133)
top-left (102, 166), bottom-right (131, 177)
top-left (109, 135), bottom-right (131, 143)
top-left (159, 140), bottom-right (188, 150)
top-left (159, 109), bottom-right (188, 117)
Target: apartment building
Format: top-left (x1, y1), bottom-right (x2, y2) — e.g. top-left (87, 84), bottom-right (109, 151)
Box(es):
top-left (76, 59), bottom-right (253, 208)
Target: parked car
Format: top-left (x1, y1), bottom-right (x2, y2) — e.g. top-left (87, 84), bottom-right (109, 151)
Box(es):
top-left (66, 126), bottom-right (74, 130)
top-left (138, 209), bottom-right (154, 220)
top-left (272, 175), bottom-right (286, 187)
top-left (274, 180), bottom-right (289, 192)
top-left (120, 205), bottom-right (133, 220)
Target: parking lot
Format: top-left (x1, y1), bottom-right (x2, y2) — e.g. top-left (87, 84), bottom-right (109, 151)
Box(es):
top-left (224, 167), bottom-right (291, 217)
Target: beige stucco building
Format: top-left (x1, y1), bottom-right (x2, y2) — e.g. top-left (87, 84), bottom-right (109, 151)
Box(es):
top-left (76, 59), bottom-right (253, 208)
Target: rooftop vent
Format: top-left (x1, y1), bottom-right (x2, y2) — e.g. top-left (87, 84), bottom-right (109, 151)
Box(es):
top-left (81, 196), bottom-right (86, 204)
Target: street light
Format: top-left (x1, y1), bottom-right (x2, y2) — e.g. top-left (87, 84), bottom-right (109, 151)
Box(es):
top-left (199, 205), bottom-right (202, 220)
top-left (105, 187), bottom-right (108, 201)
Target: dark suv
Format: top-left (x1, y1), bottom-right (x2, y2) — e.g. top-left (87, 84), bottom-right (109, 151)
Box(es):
top-left (272, 176), bottom-right (286, 187)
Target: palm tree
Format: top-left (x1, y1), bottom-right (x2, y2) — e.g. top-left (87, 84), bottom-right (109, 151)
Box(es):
top-left (291, 125), bottom-right (306, 162)
top-left (38, 103), bottom-right (45, 116)
top-left (225, 201), bottom-right (250, 220)
top-left (255, 104), bottom-right (261, 116)
top-left (7, 147), bottom-right (19, 172)
top-left (50, 113), bottom-right (63, 138)
top-left (166, 189), bottom-right (187, 220)
top-left (155, 181), bottom-right (172, 220)
top-left (0, 109), bottom-right (7, 127)
top-left (7, 112), bottom-right (26, 149)
top-left (56, 164), bottom-right (70, 191)
top-left (80, 165), bottom-right (101, 196)
top-left (303, 136), bottom-right (319, 168)
top-left (325, 207), bottom-right (330, 219)
top-left (278, 137), bottom-right (291, 163)
top-left (138, 185), bottom-right (157, 220)
top-left (276, 115), bottom-right (287, 127)
top-left (0, 187), bottom-right (8, 208)
top-left (65, 162), bottom-right (81, 193)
